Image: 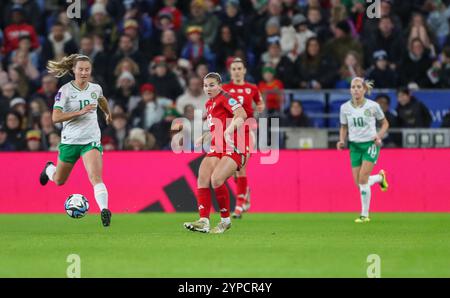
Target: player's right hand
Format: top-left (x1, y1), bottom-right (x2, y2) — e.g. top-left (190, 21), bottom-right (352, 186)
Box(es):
top-left (336, 141), bottom-right (345, 150)
top-left (79, 104), bottom-right (97, 115)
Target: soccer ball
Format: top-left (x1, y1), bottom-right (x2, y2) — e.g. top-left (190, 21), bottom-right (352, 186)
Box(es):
top-left (65, 194), bottom-right (89, 218)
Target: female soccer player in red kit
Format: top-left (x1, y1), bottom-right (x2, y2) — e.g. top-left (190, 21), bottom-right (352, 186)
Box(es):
top-left (222, 58), bottom-right (265, 218)
top-left (184, 72), bottom-right (248, 234)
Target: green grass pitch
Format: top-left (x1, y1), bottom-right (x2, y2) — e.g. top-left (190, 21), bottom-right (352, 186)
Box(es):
top-left (1, 213), bottom-right (449, 277)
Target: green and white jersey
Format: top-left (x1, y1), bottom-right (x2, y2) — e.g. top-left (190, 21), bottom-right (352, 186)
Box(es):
top-left (53, 81), bottom-right (102, 145)
top-left (340, 98), bottom-right (385, 143)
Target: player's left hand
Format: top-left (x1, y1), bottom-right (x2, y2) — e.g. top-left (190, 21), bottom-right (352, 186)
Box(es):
top-left (105, 113), bottom-right (113, 125)
top-left (256, 102), bottom-right (265, 113)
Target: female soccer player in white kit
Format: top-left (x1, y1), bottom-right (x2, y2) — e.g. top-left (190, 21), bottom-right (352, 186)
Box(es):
top-left (39, 54), bottom-right (113, 227)
top-left (337, 78), bottom-right (390, 223)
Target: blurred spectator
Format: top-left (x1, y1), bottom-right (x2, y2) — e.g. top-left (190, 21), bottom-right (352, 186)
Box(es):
top-left (220, 0), bottom-right (246, 40)
top-left (306, 7), bottom-right (332, 44)
top-left (25, 129), bottom-right (42, 151)
top-left (150, 106), bottom-right (181, 149)
top-left (48, 131), bottom-right (61, 152)
top-left (281, 100), bottom-right (311, 127)
top-left (148, 56), bottom-right (183, 101)
top-left (212, 24), bottom-right (243, 73)
top-left (2, 4), bottom-right (40, 55)
top-left (432, 46), bottom-right (450, 87)
top-left (157, 0), bottom-right (183, 31)
top-left (157, 29), bottom-right (181, 60)
top-left (31, 75), bottom-right (59, 110)
top-left (399, 38), bottom-right (434, 88)
top-left (426, 0), bottom-right (450, 47)
top-left (2, 1), bottom-right (41, 30)
top-left (124, 127), bottom-right (157, 150)
top-left (258, 36), bottom-right (294, 83)
top-left (0, 125), bottom-right (14, 151)
top-left (0, 82), bottom-right (19, 121)
top-left (10, 48), bottom-right (40, 82)
top-left (9, 36), bottom-right (39, 70)
top-left (27, 98), bottom-right (48, 130)
top-left (294, 37), bottom-right (338, 89)
top-left (55, 9), bottom-right (81, 45)
top-left (78, 35), bottom-right (108, 90)
top-left (363, 16), bottom-right (404, 68)
top-left (184, 0), bottom-right (221, 46)
top-left (375, 94), bottom-right (401, 147)
top-left (103, 113), bottom-right (129, 150)
top-left (366, 50), bottom-right (398, 88)
top-left (336, 50), bottom-right (365, 89)
top-left (112, 71), bottom-right (140, 112)
top-left (362, 0), bottom-right (402, 37)
top-left (114, 57), bottom-right (141, 88)
top-left (110, 34), bottom-right (147, 83)
top-left (38, 110), bottom-right (58, 149)
top-left (130, 83), bottom-right (172, 130)
top-left (258, 65), bottom-right (284, 113)
top-left (396, 88), bottom-right (432, 128)
top-left (120, 17), bottom-right (154, 59)
top-left (80, 2), bottom-right (118, 52)
top-left (176, 76), bottom-right (208, 114)
top-left (324, 20), bottom-right (363, 69)
top-left (195, 60), bottom-right (210, 79)
top-left (4, 111), bottom-right (25, 151)
top-left (406, 12), bottom-right (437, 57)
top-left (9, 97), bottom-right (27, 128)
top-left (41, 22), bottom-right (78, 69)
top-left (181, 26), bottom-right (215, 70)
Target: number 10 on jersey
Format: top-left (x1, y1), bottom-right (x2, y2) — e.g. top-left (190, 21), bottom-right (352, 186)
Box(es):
top-left (79, 100), bottom-right (90, 110)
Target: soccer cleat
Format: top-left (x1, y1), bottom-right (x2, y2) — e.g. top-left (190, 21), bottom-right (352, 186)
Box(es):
top-left (232, 207), bottom-right (243, 219)
top-left (210, 221), bottom-right (231, 234)
top-left (354, 216), bottom-right (371, 223)
top-left (184, 218), bottom-right (210, 233)
top-left (39, 161), bottom-right (54, 186)
top-left (101, 209), bottom-right (112, 227)
top-left (379, 170), bottom-right (389, 192)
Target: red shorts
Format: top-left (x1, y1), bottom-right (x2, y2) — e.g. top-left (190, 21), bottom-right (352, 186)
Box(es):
top-left (206, 149), bottom-right (248, 170)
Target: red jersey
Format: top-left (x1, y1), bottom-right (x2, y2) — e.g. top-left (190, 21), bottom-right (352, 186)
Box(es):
top-left (205, 90), bottom-right (247, 154)
top-left (222, 82), bottom-right (262, 118)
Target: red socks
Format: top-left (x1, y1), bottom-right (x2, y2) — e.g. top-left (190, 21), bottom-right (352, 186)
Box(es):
top-left (236, 176), bottom-right (248, 209)
top-left (214, 184), bottom-right (230, 218)
top-left (197, 188), bottom-right (211, 219)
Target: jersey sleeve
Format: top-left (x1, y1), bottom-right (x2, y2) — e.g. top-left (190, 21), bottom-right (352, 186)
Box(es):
top-left (97, 84), bottom-right (104, 98)
top-left (253, 86), bottom-right (263, 104)
top-left (339, 105), bottom-right (348, 125)
top-left (223, 95), bottom-right (242, 113)
top-left (374, 103), bottom-right (385, 120)
top-left (53, 86), bottom-right (68, 111)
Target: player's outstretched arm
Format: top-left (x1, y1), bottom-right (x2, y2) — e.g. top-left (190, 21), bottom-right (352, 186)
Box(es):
top-left (52, 104), bottom-right (96, 123)
top-left (98, 96), bottom-right (113, 125)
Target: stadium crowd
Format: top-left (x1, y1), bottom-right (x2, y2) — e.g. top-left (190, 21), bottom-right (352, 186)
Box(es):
top-left (1, 0), bottom-right (450, 152)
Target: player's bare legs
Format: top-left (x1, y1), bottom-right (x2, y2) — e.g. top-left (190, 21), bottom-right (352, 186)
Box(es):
top-left (184, 156), bottom-right (220, 233)
top-left (40, 160), bottom-right (74, 186)
top-left (354, 161), bottom-right (375, 223)
top-left (82, 149), bottom-right (111, 227)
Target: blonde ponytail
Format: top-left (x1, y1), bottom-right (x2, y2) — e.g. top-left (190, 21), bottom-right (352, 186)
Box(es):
top-left (47, 54), bottom-right (91, 78)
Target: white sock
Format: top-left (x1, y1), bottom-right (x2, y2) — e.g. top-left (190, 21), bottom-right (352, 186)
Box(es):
top-left (94, 183), bottom-right (108, 210)
top-left (359, 184), bottom-right (371, 217)
top-left (45, 164), bottom-right (56, 182)
top-left (368, 174), bottom-right (382, 187)
top-left (221, 217), bottom-right (231, 225)
top-left (200, 217), bottom-right (210, 225)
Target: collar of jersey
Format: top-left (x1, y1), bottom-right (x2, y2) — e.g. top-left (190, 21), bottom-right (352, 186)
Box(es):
top-left (70, 80), bottom-right (89, 91)
top-left (351, 98), bottom-right (367, 109)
